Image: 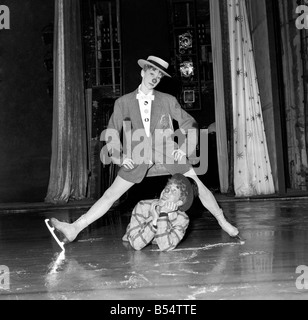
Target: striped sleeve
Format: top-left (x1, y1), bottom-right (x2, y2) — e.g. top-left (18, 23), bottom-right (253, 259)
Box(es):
top-left (124, 201), bottom-right (157, 251)
top-left (155, 212), bottom-right (190, 251)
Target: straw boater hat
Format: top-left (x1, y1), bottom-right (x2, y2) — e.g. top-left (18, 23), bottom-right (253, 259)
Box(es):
top-left (138, 55), bottom-right (171, 78)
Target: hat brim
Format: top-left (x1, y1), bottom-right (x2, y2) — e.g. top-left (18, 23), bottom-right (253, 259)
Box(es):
top-left (138, 59), bottom-right (171, 78)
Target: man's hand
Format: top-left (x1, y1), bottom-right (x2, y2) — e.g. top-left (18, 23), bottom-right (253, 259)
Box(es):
top-left (172, 149), bottom-right (186, 162)
top-left (121, 158), bottom-right (135, 170)
top-left (160, 201), bottom-right (179, 214)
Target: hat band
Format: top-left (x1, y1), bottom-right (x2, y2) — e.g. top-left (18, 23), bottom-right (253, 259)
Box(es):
top-left (147, 59), bottom-right (168, 74)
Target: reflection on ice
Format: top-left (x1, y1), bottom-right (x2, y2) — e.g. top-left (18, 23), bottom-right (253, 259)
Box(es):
top-left (47, 251), bottom-right (66, 275)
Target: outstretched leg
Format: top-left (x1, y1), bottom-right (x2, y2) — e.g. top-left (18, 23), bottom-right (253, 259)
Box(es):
top-left (184, 169), bottom-right (239, 237)
top-left (50, 176), bottom-right (135, 243)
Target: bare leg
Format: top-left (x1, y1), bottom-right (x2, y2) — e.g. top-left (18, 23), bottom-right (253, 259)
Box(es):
top-left (51, 176), bottom-right (135, 243)
top-left (184, 169), bottom-right (239, 237)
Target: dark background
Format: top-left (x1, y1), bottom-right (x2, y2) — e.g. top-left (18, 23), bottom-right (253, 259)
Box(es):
top-left (0, 0), bottom-right (54, 202)
top-left (0, 0), bottom-right (217, 203)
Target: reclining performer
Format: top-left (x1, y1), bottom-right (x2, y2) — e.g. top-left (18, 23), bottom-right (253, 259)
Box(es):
top-left (46, 55), bottom-right (242, 249)
top-left (123, 174), bottom-right (198, 251)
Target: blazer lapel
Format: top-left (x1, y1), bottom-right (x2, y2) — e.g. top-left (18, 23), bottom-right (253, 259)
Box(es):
top-left (150, 91), bottom-right (163, 134)
top-left (130, 89), bottom-right (144, 130)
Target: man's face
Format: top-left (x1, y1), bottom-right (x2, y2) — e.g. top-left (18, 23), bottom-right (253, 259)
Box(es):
top-left (141, 67), bottom-right (164, 90)
top-left (159, 182), bottom-right (183, 205)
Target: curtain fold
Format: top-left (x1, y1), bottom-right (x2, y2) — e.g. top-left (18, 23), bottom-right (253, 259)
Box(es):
top-left (278, 1), bottom-right (308, 190)
top-left (45, 0), bottom-right (88, 203)
top-left (209, 0), bottom-right (229, 194)
top-left (227, 0), bottom-right (275, 196)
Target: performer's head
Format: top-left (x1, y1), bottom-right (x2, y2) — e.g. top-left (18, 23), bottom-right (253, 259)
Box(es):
top-left (159, 173), bottom-right (198, 212)
top-left (137, 56), bottom-right (171, 91)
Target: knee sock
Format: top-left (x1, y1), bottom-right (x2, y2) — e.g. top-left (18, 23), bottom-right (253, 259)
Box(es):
top-left (72, 214), bottom-right (90, 234)
top-left (51, 214), bottom-right (89, 243)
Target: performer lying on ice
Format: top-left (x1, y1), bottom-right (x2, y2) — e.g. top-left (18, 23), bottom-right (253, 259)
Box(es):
top-left (122, 174), bottom-right (198, 251)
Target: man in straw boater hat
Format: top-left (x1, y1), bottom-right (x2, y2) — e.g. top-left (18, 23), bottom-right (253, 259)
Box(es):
top-left (45, 55), bottom-right (243, 251)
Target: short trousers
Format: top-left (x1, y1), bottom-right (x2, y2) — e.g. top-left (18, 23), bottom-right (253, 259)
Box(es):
top-left (118, 162), bottom-right (192, 184)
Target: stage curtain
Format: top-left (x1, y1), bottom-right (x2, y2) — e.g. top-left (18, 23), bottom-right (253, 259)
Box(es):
top-left (209, 0), bottom-right (229, 194)
top-left (278, 1), bottom-right (308, 190)
top-left (227, 0), bottom-right (275, 196)
top-left (45, 0), bottom-right (88, 203)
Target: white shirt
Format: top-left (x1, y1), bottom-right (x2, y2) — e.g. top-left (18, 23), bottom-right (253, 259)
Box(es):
top-left (136, 87), bottom-right (155, 137)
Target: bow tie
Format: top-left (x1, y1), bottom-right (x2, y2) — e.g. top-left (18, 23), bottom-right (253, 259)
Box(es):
top-left (136, 93), bottom-right (155, 101)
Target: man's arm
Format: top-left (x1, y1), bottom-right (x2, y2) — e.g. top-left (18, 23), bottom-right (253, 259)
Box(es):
top-left (155, 212), bottom-right (190, 251)
top-left (169, 97), bottom-right (199, 158)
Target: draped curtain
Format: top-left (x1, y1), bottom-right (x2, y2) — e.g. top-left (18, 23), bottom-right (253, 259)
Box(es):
top-left (209, 0), bottom-right (229, 194)
top-left (278, 1), bottom-right (308, 190)
top-left (45, 0), bottom-right (88, 203)
top-left (227, 0), bottom-right (275, 196)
